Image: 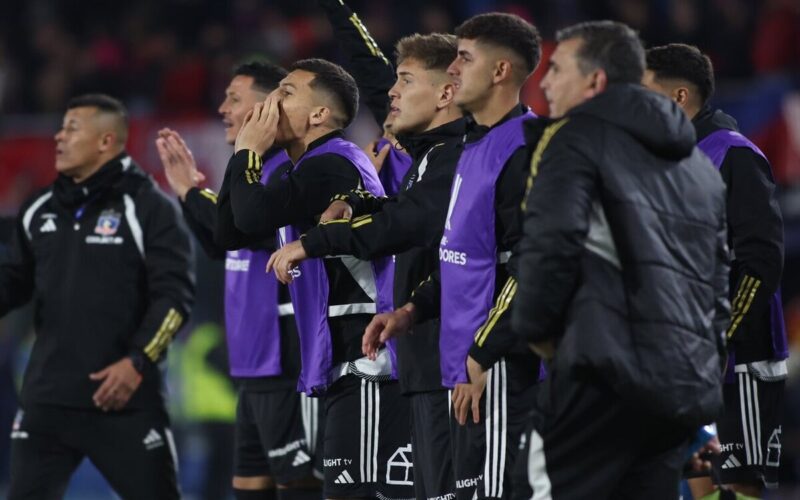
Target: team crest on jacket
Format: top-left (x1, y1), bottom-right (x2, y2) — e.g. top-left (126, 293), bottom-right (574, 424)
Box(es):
top-left (95, 210), bottom-right (121, 236)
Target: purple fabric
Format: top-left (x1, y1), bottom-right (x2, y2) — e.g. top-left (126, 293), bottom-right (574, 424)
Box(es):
top-left (224, 150), bottom-right (290, 377)
top-left (438, 112), bottom-right (534, 388)
top-left (698, 129), bottom-right (789, 369)
top-left (376, 137), bottom-right (413, 196)
top-left (281, 138), bottom-right (395, 395)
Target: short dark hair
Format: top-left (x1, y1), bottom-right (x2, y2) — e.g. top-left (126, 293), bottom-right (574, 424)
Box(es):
top-left (234, 61), bottom-right (288, 93)
top-left (556, 20), bottom-right (645, 84)
top-left (290, 58), bottom-right (359, 128)
top-left (395, 33), bottom-right (458, 72)
top-left (646, 43), bottom-right (715, 105)
top-left (66, 93), bottom-right (129, 142)
top-left (455, 13), bottom-right (542, 80)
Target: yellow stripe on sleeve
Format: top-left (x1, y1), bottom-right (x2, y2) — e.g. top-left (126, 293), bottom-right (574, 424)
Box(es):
top-left (143, 308), bottom-right (184, 361)
top-left (198, 189), bottom-right (218, 204)
top-left (474, 277), bottom-right (517, 347)
top-left (522, 119), bottom-right (569, 211)
top-left (727, 276), bottom-right (761, 339)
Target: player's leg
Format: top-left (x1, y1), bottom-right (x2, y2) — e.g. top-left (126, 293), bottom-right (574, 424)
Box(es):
top-left (254, 389), bottom-right (321, 500)
top-left (715, 371), bottom-right (784, 497)
top-left (409, 390), bottom-right (455, 500)
top-left (7, 406), bottom-right (83, 500)
top-left (375, 380), bottom-right (415, 500)
top-left (450, 359), bottom-right (507, 500)
top-left (233, 389), bottom-right (277, 500)
top-left (323, 374), bottom-right (377, 499)
top-left (84, 408), bottom-right (180, 500)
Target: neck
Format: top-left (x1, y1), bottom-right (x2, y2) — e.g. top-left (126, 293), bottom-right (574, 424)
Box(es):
top-left (684, 103), bottom-right (701, 121)
top-left (423, 106), bottom-right (463, 133)
top-left (470, 86), bottom-right (521, 127)
top-left (286, 126), bottom-right (336, 163)
top-left (71, 153), bottom-right (117, 183)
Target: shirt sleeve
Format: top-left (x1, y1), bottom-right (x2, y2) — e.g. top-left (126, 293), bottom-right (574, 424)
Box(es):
top-left (719, 147), bottom-right (784, 344)
top-left (127, 186), bottom-right (196, 365)
top-left (181, 187), bottom-right (226, 259)
top-left (318, 0), bottom-right (395, 127)
top-left (0, 209), bottom-right (36, 316)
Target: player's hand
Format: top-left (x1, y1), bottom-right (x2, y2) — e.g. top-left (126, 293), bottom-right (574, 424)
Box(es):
top-left (266, 240), bottom-right (308, 284)
top-left (687, 435), bottom-right (721, 473)
top-left (453, 356), bottom-right (488, 426)
top-left (89, 357), bottom-right (143, 412)
top-left (364, 140), bottom-right (392, 174)
top-left (362, 304), bottom-right (416, 360)
top-left (155, 129), bottom-right (205, 201)
top-left (235, 96), bottom-right (280, 156)
top-left (528, 339), bottom-right (555, 360)
top-left (319, 200), bottom-right (353, 223)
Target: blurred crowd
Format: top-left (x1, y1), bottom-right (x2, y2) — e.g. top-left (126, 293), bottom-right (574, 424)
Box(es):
top-left (0, 0), bottom-right (798, 115)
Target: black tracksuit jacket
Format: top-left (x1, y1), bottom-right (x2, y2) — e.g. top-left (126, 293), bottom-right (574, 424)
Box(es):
top-left (0, 154), bottom-right (195, 410)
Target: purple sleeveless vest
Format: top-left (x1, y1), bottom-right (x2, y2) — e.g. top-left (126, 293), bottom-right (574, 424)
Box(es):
top-left (376, 137), bottom-right (413, 196)
top-left (281, 137), bottom-right (395, 395)
top-left (438, 112), bottom-right (534, 388)
top-left (224, 150), bottom-right (290, 377)
top-left (697, 129), bottom-right (789, 367)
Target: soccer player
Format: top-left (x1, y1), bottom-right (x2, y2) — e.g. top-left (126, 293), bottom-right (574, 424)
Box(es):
top-left (318, 0), bottom-right (412, 196)
top-left (268, 32), bottom-right (465, 500)
top-left (1, 94), bottom-right (194, 499)
top-left (225, 59), bottom-right (413, 500)
top-left (360, 13), bottom-right (543, 500)
top-left (156, 61), bottom-right (323, 500)
top-left (645, 43), bottom-right (786, 499)
top-left (514, 22), bottom-right (728, 498)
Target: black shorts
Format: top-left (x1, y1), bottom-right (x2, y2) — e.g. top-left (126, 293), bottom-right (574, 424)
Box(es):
top-left (323, 374), bottom-right (415, 499)
top-left (714, 368), bottom-right (784, 488)
top-left (9, 404), bottom-right (179, 500)
top-left (409, 390), bottom-right (455, 500)
top-left (234, 386), bottom-right (322, 483)
top-left (449, 358), bottom-right (537, 500)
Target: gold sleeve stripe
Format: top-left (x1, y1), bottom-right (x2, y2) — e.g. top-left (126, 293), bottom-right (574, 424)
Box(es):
top-left (727, 276), bottom-right (761, 339)
top-left (143, 308), bottom-right (184, 361)
top-left (245, 151), bottom-right (255, 184)
top-left (522, 118), bottom-right (569, 211)
top-left (410, 275), bottom-right (433, 298)
top-left (475, 278), bottom-right (517, 347)
top-left (731, 276), bottom-right (754, 314)
top-left (351, 216), bottom-right (372, 229)
top-left (319, 218), bottom-right (351, 226)
top-left (198, 189), bottom-right (218, 204)
top-left (348, 13), bottom-right (389, 65)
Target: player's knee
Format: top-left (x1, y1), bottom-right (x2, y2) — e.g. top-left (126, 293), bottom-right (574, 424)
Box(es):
top-left (233, 474), bottom-right (275, 490)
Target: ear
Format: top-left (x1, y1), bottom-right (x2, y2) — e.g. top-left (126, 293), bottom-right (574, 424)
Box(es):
top-left (493, 59), bottom-right (513, 84)
top-left (586, 69), bottom-right (608, 97)
top-left (98, 132), bottom-right (116, 152)
top-left (674, 87), bottom-right (690, 107)
top-left (309, 106), bottom-right (330, 127)
top-left (436, 82), bottom-right (456, 110)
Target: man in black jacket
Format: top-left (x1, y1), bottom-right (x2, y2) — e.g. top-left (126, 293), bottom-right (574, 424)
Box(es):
top-left (513, 22), bottom-right (728, 499)
top-left (644, 43), bottom-right (786, 498)
top-left (1, 94), bottom-right (195, 499)
top-left (268, 32), bottom-right (464, 500)
top-left (156, 61), bottom-right (323, 500)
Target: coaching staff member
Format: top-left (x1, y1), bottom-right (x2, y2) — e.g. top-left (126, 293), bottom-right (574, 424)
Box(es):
top-left (0, 94), bottom-right (194, 499)
top-left (514, 22), bottom-right (728, 498)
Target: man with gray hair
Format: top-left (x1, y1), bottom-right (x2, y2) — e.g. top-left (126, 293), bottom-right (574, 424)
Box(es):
top-left (513, 21), bottom-right (728, 498)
